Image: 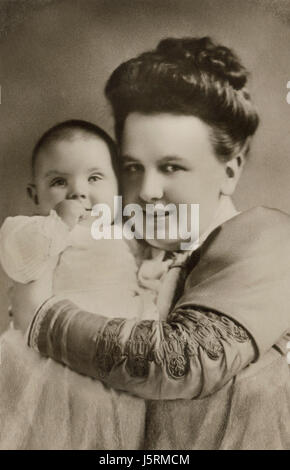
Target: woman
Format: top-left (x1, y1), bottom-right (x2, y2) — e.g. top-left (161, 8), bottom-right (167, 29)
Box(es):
top-left (15, 37), bottom-right (290, 449)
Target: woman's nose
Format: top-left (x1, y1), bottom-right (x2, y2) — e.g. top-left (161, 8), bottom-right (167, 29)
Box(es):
top-left (139, 171), bottom-right (164, 203)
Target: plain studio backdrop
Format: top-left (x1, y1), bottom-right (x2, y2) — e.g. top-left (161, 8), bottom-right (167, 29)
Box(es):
top-left (0, 0), bottom-right (290, 333)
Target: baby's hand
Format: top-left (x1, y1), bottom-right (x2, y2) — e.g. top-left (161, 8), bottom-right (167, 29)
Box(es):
top-left (54, 200), bottom-right (87, 230)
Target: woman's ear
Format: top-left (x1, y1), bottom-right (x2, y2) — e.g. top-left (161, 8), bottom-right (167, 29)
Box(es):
top-left (27, 184), bottom-right (39, 205)
top-left (220, 154), bottom-right (245, 196)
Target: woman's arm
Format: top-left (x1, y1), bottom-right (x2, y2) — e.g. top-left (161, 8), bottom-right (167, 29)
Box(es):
top-left (27, 297), bottom-right (256, 400)
top-left (27, 208), bottom-right (290, 399)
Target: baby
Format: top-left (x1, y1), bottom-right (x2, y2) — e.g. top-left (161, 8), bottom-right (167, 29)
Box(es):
top-left (0, 119), bottom-right (157, 321)
top-left (0, 120), bottom-right (158, 450)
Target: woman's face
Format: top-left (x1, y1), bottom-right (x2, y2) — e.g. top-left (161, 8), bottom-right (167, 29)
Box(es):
top-left (121, 112), bottom-right (231, 250)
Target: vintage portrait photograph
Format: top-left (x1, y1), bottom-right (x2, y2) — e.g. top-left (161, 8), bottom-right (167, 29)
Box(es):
top-left (0, 0), bottom-right (290, 452)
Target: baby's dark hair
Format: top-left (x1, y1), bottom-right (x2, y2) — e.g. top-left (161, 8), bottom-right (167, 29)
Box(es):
top-left (32, 119), bottom-right (119, 176)
top-left (105, 36), bottom-right (259, 162)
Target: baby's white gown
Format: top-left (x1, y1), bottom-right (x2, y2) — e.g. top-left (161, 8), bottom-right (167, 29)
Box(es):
top-left (0, 212), bottom-right (158, 449)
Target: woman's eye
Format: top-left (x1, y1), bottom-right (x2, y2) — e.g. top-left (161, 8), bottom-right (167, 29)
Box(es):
top-left (50, 178), bottom-right (67, 187)
top-left (122, 164), bottom-right (143, 174)
top-left (161, 164), bottom-right (185, 174)
top-left (88, 174), bottom-right (103, 183)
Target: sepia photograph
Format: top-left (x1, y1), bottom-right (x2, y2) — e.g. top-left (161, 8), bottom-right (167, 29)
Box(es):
top-left (0, 0), bottom-right (289, 452)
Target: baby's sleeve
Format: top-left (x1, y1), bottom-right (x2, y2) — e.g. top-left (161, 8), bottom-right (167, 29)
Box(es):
top-left (0, 210), bottom-right (70, 283)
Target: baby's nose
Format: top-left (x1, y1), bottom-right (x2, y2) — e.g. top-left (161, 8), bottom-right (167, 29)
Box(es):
top-left (68, 192), bottom-right (87, 200)
top-left (67, 181), bottom-right (88, 200)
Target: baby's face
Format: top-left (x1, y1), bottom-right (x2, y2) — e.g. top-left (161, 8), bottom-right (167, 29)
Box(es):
top-left (32, 136), bottom-right (118, 220)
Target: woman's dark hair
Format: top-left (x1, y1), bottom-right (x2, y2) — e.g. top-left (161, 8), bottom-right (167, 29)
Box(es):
top-left (32, 119), bottom-right (119, 176)
top-left (105, 37), bottom-right (259, 161)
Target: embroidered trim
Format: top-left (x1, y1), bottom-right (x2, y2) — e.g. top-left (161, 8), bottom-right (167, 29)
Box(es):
top-left (93, 318), bottom-right (126, 378)
top-left (92, 308), bottom-right (250, 380)
top-left (169, 308), bottom-right (250, 360)
top-left (125, 321), bottom-right (153, 377)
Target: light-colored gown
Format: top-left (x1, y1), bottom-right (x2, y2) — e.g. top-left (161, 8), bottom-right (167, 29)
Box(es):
top-left (0, 211), bottom-right (157, 450)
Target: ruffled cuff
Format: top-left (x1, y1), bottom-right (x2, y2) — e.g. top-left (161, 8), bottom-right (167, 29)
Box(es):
top-left (0, 211), bottom-right (70, 283)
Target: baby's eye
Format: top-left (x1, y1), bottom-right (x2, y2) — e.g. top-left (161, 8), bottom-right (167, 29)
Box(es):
top-left (122, 163), bottom-right (143, 174)
top-left (160, 164), bottom-right (185, 174)
top-left (88, 174), bottom-right (103, 183)
top-left (50, 178), bottom-right (67, 187)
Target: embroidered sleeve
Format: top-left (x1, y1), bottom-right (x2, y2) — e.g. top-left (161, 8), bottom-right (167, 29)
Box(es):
top-left (28, 298), bottom-right (256, 399)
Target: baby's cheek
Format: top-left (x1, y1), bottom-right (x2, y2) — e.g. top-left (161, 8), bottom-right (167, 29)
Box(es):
top-left (38, 190), bottom-right (65, 215)
top-left (94, 187), bottom-right (119, 221)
